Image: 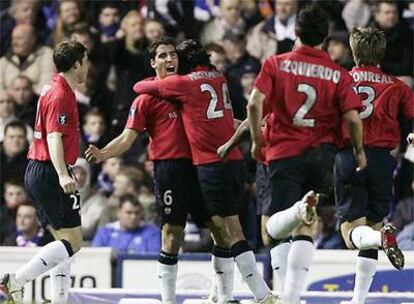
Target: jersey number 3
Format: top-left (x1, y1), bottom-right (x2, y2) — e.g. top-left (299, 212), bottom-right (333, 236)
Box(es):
top-left (355, 86), bottom-right (375, 119)
top-left (201, 83), bottom-right (232, 119)
top-left (293, 83), bottom-right (317, 127)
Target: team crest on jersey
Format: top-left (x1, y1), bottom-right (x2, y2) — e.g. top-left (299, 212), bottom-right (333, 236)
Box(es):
top-left (59, 114), bottom-right (67, 124)
top-left (129, 107), bottom-right (137, 117)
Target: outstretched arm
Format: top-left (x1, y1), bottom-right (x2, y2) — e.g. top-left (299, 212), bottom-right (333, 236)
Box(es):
top-left (85, 129), bottom-right (138, 163)
top-left (133, 76), bottom-right (186, 102)
top-left (217, 119), bottom-right (249, 159)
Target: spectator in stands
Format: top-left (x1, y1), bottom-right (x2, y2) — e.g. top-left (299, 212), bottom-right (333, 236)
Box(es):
top-left (0, 0), bottom-right (43, 57)
top-left (51, 0), bottom-right (85, 45)
top-left (326, 31), bottom-right (354, 71)
top-left (94, 2), bottom-right (121, 43)
top-left (0, 90), bottom-right (33, 143)
top-left (222, 32), bottom-right (261, 119)
top-left (181, 217), bottom-right (213, 253)
top-left (96, 157), bottom-right (123, 196)
top-left (372, 0), bottom-right (414, 80)
top-left (98, 166), bottom-right (143, 226)
top-left (342, 0), bottom-right (371, 31)
top-left (2, 203), bottom-right (54, 246)
top-left (205, 42), bottom-right (227, 73)
top-left (246, 0), bottom-right (297, 62)
top-left (396, 222), bottom-right (414, 250)
top-left (201, 0), bottom-right (246, 45)
top-left (0, 121), bottom-right (29, 195)
top-left (80, 108), bottom-right (109, 154)
top-left (7, 75), bottom-right (38, 128)
top-left (194, 0), bottom-right (220, 22)
top-left (106, 11), bottom-right (153, 135)
top-left (391, 180), bottom-right (414, 232)
top-left (144, 19), bottom-right (165, 44)
top-left (239, 60), bottom-right (261, 111)
top-left (0, 180), bottom-right (28, 243)
top-left (0, 24), bottom-right (53, 95)
top-left (92, 194), bottom-right (161, 254)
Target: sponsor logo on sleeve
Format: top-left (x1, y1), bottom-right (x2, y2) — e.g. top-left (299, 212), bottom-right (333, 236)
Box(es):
top-left (59, 114), bottom-right (67, 124)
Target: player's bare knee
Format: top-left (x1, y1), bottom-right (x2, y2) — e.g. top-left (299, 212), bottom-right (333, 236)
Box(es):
top-left (292, 223), bottom-right (313, 237)
top-left (367, 220), bottom-right (383, 231)
top-left (162, 224), bottom-right (184, 254)
top-left (341, 218), bottom-right (366, 249)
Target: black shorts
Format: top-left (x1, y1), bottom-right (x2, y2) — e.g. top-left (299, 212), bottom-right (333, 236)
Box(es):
top-left (268, 144), bottom-right (336, 215)
top-left (197, 160), bottom-right (243, 217)
top-left (154, 159), bottom-right (207, 227)
top-left (255, 162), bottom-right (272, 216)
top-left (24, 160), bottom-right (81, 230)
top-left (334, 147), bottom-right (396, 224)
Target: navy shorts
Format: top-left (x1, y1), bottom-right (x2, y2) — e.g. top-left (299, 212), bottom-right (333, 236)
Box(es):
top-left (24, 160), bottom-right (81, 230)
top-left (197, 160), bottom-right (244, 217)
top-left (334, 147), bottom-right (396, 224)
top-left (255, 162), bottom-right (272, 216)
top-left (268, 144), bottom-right (336, 215)
top-left (154, 159), bottom-right (207, 226)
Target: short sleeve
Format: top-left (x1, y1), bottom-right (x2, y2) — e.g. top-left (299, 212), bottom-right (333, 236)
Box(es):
top-left (45, 97), bottom-right (71, 134)
top-left (337, 72), bottom-right (363, 113)
top-left (400, 84), bottom-right (414, 119)
top-left (255, 57), bottom-right (276, 98)
top-left (125, 96), bottom-right (149, 132)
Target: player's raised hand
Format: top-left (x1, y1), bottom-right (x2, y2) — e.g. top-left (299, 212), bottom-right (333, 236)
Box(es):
top-left (217, 143), bottom-right (231, 160)
top-left (59, 174), bottom-right (76, 194)
top-left (355, 149), bottom-right (367, 172)
top-left (85, 144), bottom-right (104, 163)
top-left (407, 133), bottom-right (414, 147)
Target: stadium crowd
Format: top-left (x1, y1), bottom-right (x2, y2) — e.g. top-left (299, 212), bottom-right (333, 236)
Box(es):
top-left (0, 0), bottom-right (413, 257)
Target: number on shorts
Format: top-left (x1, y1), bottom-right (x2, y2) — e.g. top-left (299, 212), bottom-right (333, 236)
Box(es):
top-left (163, 190), bottom-right (173, 206)
top-left (293, 83), bottom-right (317, 127)
top-left (70, 193), bottom-right (81, 210)
top-left (355, 86), bottom-right (376, 119)
top-left (201, 83), bottom-right (232, 120)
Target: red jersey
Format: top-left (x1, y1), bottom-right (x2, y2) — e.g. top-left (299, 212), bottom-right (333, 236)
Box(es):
top-left (260, 113), bottom-right (273, 165)
top-left (125, 94), bottom-right (192, 160)
top-left (133, 66), bottom-right (243, 165)
top-left (255, 46), bottom-right (362, 161)
top-left (28, 74), bottom-right (80, 165)
top-left (346, 66), bottom-right (414, 148)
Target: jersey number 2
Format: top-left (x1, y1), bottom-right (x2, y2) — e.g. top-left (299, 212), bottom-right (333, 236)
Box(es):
top-left (201, 83), bottom-right (232, 119)
top-left (293, 83), bottom-right (317, 127)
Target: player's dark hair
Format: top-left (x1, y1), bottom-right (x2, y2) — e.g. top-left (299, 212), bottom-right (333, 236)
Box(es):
top-left (119, 194), bottom-right (142, 209)
top-left (296, 5), bottom-right (329, 46)
top-left (350, 27), bottom-right (386, 66)
top-left (53, 40), bottom-right (87, 73)
top-left (4, 120), bottom-right (27, 137)
top-left (148, 36), bottom-right (176, 60)
top-left (176, 39), bottom-right (216, 74)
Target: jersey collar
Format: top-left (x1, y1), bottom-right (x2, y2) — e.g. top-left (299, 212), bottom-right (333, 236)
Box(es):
top-left (53, 73), bottom-right (72, 93)
top-left (351, 65), bottom-right (382, 74)
top-left (295, 46), bottom-right (330, 60)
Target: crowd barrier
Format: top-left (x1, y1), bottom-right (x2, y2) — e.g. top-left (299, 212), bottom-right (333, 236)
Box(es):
top-left (0, 247), bottom-right (412, 303)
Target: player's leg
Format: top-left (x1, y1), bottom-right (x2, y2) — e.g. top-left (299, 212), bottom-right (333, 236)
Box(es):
top-left (2, 161), bottom-right (82, 303)
top-left (154, 160), bottom-right (190, 304)
top-left (283, 145), bottom-right (335, 304)
top-left (256, 163), bottom-right (291, 298)
top-left (198, 161), bottom-right (276, 303)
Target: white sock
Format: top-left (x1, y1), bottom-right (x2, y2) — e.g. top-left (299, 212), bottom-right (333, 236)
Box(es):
top-left (212, 255), bottom-right (234, 302)
top-left (49, 257), bottom-right (73, 303)
top-left (158, 262), bottom-right (178, 304)
top-left (266, 201), bottom-right (301, 240)
top-left (208, 274), bottom-right (218, 302)
top-left (351, 253), bottom-right (377, 304)
top-left (350, 226), bottom-right (381, 250)
top-left (270, 242), bottom-right (291, 296)
top-left (15, 241), bottom-right (71, 284)
top-left (234, 251), bottom-right (270, 301)
top-left (283, 238), bottom-right (315, 304)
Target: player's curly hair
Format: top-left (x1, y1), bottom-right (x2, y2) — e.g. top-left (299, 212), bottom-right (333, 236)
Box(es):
top-left (296, 5), bottom-right (329, 46)
top-left (176, 39), bottom-right (216, 74)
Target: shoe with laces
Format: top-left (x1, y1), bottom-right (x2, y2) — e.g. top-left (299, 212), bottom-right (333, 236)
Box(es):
top-left (1, 273), bottom-right (24, 304)
top-left (381, 224), bottom-right (405, 270)
top-left (298, 190), bottom-right (319, 225)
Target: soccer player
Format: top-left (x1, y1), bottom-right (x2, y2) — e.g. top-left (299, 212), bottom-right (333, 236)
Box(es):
top-left (247, 6), bottom-right (366, 303)
top-left (1, 40), bottom-right (89, 303)
top-left (335, 27), bottom-right (411, 304)
top-left (86, 37), bottom-right (224, 304)
top-left (134, 39), bottom-right (277, 304)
